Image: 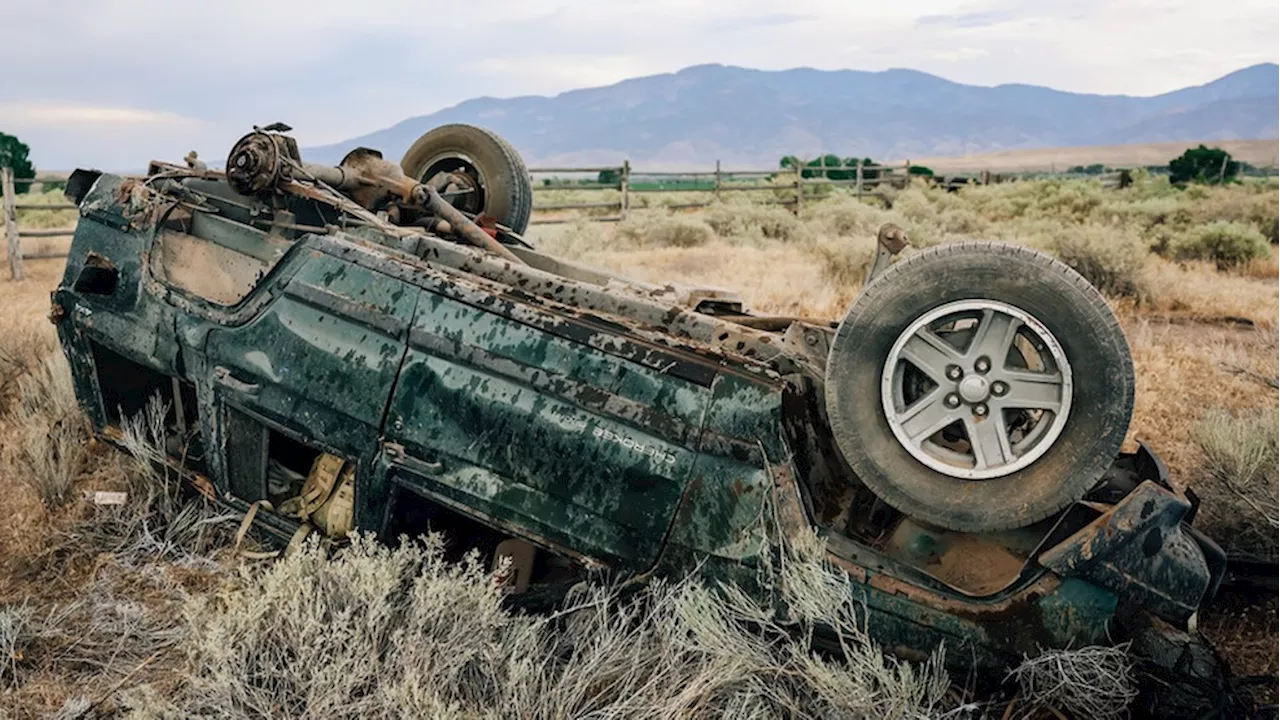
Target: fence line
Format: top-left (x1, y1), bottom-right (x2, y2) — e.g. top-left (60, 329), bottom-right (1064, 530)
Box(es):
top-left (0, 159), bottom-right (918, 274)
top-left (2, 170), bottom-right (82, 280)
top-left (0, 158), bottom-right (969, 278)
top-left (526, 158), bottom-right (914, 224)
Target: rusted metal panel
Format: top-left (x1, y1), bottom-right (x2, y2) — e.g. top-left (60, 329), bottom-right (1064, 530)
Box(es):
top-left (1040, 481), bottom-right (1215, 625)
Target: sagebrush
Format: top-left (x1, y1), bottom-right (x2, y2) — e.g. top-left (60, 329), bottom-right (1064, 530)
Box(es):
top-left (120, 531), bottom-right (954, 719)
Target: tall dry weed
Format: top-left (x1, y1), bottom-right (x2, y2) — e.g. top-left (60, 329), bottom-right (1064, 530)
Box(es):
top-left (1192, 407), bottom-right (1279, 560)
top-left (120, 526), bottom-right (953, 719)
top-left (6, 353), bottom-right (87, 509)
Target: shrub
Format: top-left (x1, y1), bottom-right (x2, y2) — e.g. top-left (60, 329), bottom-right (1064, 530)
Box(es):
top-left (808, 238), bottom-right (876, 289)
top-left (892, 188), bottom-right (939, 224)
top-left (7, 353), bottom-right (87, 509)
top-left (126, 531), bottom-right (952, 718)
top-left (1028, 179), bottom-right (1105, 222)
top-left (1098, 195), bottom-right (1187, 233)
top-left (0, 604), bottom-right (34, 687)
top-left (0, 322), bottom-right (56, 402)
top-left (615, 214), bottom-right (714, 248)
top-left (1044, 225), bottom-right (1148, 298)
top-left (1192, 407), bottom-right (1278, 561)
top-left (808, 196), bottom-right (894, 237)
top-left (1171, 221), bottom-right (1271, 269)
top-left (700, 202), bottom-right (804, 241)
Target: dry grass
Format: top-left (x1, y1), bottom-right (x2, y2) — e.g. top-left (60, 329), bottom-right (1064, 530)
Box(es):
top-left (11, 189), bottom-right (78, 231)
top-left (1191, 408), bottom-right (1279, 561)
top-left (117, 530), bottom-right (957, 719)
top-left (615, 213), bottom-right (716, 248)
top-left (1007, 644), bottom-right (1137, 720)
top-left (8, 353), bottom-right (89, 509)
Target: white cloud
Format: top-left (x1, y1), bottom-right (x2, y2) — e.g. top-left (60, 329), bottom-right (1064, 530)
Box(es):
top-left (932, 48), bottom-right (991, 63)
top-left (0, 0), bottom-right (1275, 168)
top-left (0, 102), bottom-right (201, 127)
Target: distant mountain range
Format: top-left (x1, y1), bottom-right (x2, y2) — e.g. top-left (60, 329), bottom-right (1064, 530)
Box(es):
top-left (305, 63), bottom-right (1280, 170)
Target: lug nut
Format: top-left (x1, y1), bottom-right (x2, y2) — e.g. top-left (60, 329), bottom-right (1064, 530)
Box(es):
top-left (992, 381), bottom-right (1008, 396)
top-left (945, 393), bottom-right (961, 408)
top-left (975, 356), bottom-right (990, 373)
top-left (946, 365), bottom-right (963, 380)
top-left (974, 403), bottom-right (988, 417)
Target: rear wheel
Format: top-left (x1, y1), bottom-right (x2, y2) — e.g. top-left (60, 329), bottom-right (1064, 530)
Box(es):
top-left (400, 124), bottom-right (533, 234)
top-left (825, 241), bottom-right (1134, 532)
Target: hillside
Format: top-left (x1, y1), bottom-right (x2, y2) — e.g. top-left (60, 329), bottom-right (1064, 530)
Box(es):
top-left (304, 63), bottom-right (1280, 169)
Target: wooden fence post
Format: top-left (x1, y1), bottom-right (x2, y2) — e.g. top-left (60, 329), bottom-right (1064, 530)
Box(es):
top-left (714, 160), bottom-right (722, 202)
top-left (855, 159), bottom-right (864, 200)
top-left (793, 164), bottom-right (804, 217)
top-left (619, 160), bottom-right (631, 219)
top-left (2, 167), bottom-right (23, 281)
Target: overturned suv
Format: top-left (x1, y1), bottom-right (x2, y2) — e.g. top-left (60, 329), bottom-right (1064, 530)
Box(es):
top-left (52, 124), bottom-right (1232, 713)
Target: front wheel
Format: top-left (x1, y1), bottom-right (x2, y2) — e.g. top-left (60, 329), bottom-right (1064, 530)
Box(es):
top-left (824, 241), bottom-right (1134, 532)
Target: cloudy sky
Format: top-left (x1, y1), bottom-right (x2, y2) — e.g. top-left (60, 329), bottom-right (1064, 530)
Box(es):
top-left (2, 0), bottom-right (1276, 170)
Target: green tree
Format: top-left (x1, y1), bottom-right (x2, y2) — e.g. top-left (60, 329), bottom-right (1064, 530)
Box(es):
top-left (597, 168), bottom-right (620, 186)
top-left (1168, 145), bottom-right (1239, 185)
top-left (847, 157), bottom-right (880, 182)
top-left (907, 165), bottom-right (934, 177)
top-left (807, 154), bottom-right (844, 180)
top-left (0, 131), bottom-right (37, 195)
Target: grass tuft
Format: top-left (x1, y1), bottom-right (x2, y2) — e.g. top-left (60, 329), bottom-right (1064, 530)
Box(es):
top-left (1045, 224), bottom-right (1149, 298)
top-left (1172, 221), bottom-right (1272, 269)
top-left (1192, 407), bottom-right (1279, 560)
top-left (7, 353), bottom-right (87, 509)
top-left (615, 214), bottom-right (716, 248)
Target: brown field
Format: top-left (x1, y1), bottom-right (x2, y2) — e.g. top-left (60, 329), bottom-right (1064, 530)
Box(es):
top-left (902, 138), bottom-right (1280, 174)
top-left (1, 173), bottom-right (1277, 716)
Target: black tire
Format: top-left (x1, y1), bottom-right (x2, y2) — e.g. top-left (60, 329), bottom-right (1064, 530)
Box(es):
top-left (400, 124), bottom-right (533, 234)
top-left (825, 241), bottom-right (1134, 532)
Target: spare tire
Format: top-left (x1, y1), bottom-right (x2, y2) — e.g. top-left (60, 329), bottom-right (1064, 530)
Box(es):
top-left (825, 241), bottom-right (1134, 532)
top-left (400, 124), bottom-right (533, 234)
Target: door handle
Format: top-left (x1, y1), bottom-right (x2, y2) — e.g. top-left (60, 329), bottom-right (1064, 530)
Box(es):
top-left (383, 442), bottom-right (445, 476)
top-left (213, 366), bottom-right (261, 396)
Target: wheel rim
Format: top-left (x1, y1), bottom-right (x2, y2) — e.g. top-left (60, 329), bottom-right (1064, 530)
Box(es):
top-left (417, 153), bottom-right (488, 217)
top-left (880, 299), bottom-right (1073, 480)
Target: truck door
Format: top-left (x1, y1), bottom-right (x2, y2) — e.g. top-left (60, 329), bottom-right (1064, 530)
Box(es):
top-left (381, 276), bottom-right (717, 570)
top-left (202, 247), bottom-right (417, 510)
